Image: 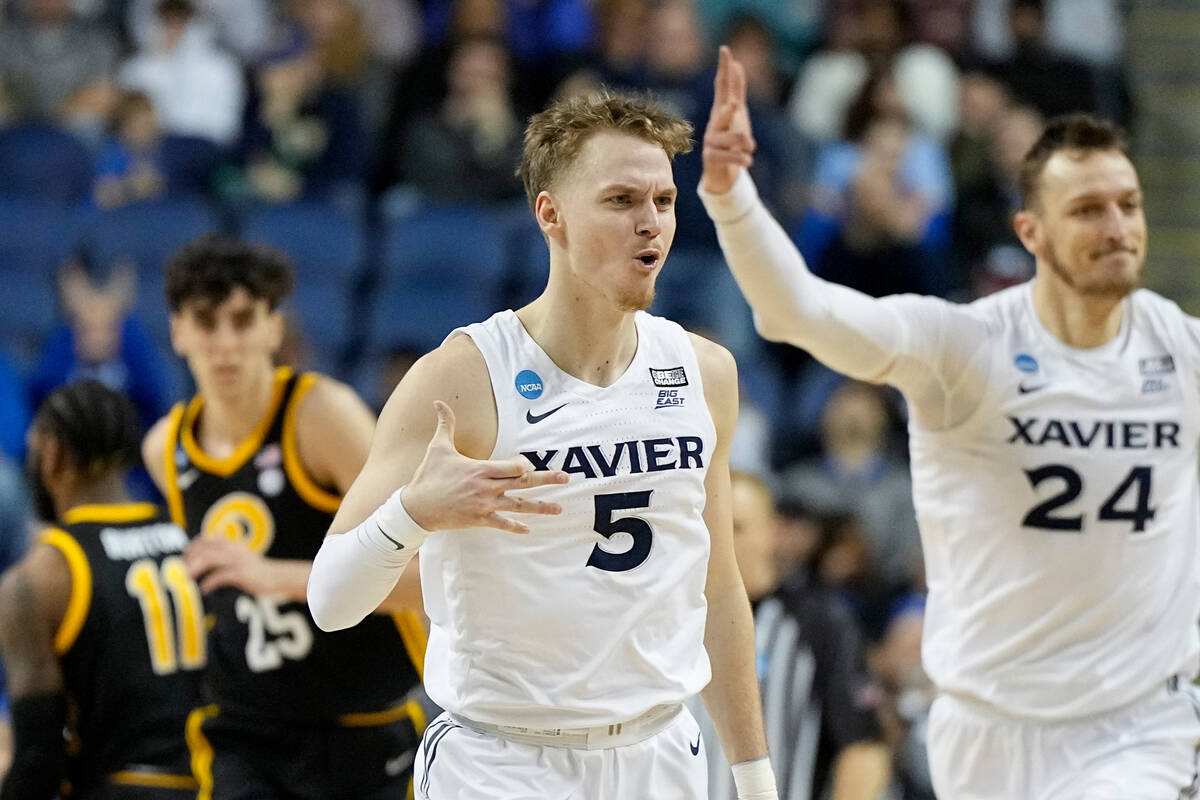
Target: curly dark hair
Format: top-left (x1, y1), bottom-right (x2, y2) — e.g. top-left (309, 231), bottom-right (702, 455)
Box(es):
top-left (165, 234), bottom-right (295, 312)
top-left (32, 380), bottom-right (142, 479)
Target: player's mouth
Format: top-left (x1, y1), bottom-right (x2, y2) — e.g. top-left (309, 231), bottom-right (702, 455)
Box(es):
top-left (634, 249), bottom-right (662, 270)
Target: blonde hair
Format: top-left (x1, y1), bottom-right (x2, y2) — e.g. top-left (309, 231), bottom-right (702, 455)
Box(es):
top-left (517, 89), bottom-right (694, 208)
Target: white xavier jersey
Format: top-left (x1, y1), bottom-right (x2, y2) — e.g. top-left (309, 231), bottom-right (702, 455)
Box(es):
top-left (419, 310), bottom-right (717, 728)
top-left (912, 285), bottom-right (1200, 720)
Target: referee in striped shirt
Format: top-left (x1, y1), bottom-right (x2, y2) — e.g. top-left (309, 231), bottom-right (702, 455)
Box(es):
top-left (689, 472), bottom-right (891, 799)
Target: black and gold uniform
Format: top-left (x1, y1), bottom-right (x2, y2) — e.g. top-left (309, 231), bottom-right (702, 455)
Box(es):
top-left (162, 367), bottom-right (427, 800)
top-left (43, 502), bottom-right (202, 799)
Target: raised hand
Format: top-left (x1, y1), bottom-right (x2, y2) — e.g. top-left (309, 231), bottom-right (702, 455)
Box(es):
top-left (701, 45), bottom-right (756, 195)
top-left (401, 401), bottom-right (569, 534)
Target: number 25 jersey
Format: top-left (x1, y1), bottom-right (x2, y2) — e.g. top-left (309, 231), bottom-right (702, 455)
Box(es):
top-left (912, 285), bottom-right (1200, 720)
top-left (162, 367), bottom-right (424, 722)
top-left (421, 311), bottom-right (717, 730)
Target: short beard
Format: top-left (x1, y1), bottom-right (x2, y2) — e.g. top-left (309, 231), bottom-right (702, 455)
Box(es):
top-left (616, 285), bottom-right (655, 313)
top-left (1044, 239), bottom-right (1140, 300)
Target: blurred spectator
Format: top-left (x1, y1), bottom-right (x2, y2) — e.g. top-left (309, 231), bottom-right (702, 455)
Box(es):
top-left (774, 498), bottom-right (823, 582)
top-left (286, 0), bottom-right (396, 141)
top-left (126, 0), bottom-right (274, 63)
top-left (778, 381), bottom-right (922, 595)
top-left (954, 101), bottom-right (1041, 297)
top-left (971, 0), bottom-right (1124, 68)
top-left (0, 452), bottom-right (33, 748)
top-left (29, 259), bottom-right (175, 434)
top-left (798, 69), bottom-right (955, 297)
top-left (869, 597), bottom-right (935, 800)
top-left (92, 90), bottom-right (168, 209)
top-left (726, 13), bottom-right (812, 226)
top-left (696, 0), bottom-right (822, 74)
top-left (980, 0), bottom-right (1101, 122)
top-left (0, 357), bottom-right (29, 461)
top-left (689, 471), bottom-right (891, 800)
top-left (0, 0), bottom-right (118, 136)
top-left (568, 0), bottom-right (651, 90)
top-left (829, 0), bottom-right (972, 58)
top-left (235, 49), bottom-right (367, 205)
top-left (397, 34), bottom-right (524, 204)
top-left (641, 0), bottom-right (717, 250)
top-left (119, 0), bottom-right (245, 147)
top-left (788, 0), bottom-right (959, 144)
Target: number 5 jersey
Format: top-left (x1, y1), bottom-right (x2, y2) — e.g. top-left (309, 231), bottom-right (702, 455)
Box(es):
top-left (422, 311), bottom-right (718, 730)
top-left (161, 367), bottom-right (425, 723)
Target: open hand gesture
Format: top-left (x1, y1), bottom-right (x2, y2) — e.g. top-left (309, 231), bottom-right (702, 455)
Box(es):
top-left (701, 45), bottom-right (757, 195)
top-left (402, 401), bottom-right (569, 534)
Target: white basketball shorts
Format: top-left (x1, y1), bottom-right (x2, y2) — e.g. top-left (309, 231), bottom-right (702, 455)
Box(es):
top-left (414, 706), bottom-right (709, 799)
top-left (928, 676), bottom-right (1200, 799)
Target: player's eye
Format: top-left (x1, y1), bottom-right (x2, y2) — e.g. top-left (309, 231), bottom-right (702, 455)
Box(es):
top-left (609, 195), bottom-right (631, 205)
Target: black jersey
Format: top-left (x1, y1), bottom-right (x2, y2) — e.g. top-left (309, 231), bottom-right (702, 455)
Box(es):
top-left (43, 503), bottom-right (202, 795)
top-left (162, 367), bottom-right (425, 723)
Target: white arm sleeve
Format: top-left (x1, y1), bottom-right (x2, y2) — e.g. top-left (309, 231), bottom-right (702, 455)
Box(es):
top-left (699, 171), bottom-right (992, 430)
top-left (307, 488), bottom-right (428, 631)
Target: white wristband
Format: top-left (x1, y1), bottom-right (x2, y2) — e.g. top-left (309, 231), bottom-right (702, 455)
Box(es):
top-left (308, 486), bottom-right (429, 632)
top-left (363, 485), bottom-right (430, 561)
top-left (731, 757), bottom-right (778, 800)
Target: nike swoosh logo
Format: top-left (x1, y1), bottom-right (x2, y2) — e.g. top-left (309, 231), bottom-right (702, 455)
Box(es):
top-left (375, 523), bottom-right (405, 551)
top-left (526, 403), bottom-right (568, 424)
top-left (1018, 383), bottom-right (1048, 394)
top-left (689, 734), bottom-right (701, 755)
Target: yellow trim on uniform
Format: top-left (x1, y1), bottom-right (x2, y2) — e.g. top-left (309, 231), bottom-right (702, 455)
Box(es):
top-left (281, 373), bottom-right (342, 513)
top-left (38, 528), bottom-right (92, 655)
top-left (338, 696), bottom-right (426, 729)
top-left (163, 403), bottom-right (187, 527)
top-left (185, 705), bottom-right (219, 800)
top-left (180, 367), bottom-right (291, 477)
top-left (61, 503), bottom-right (158, 526)
top-left (391, 611), bottom-right (428, 681)
top-left (109, 771), bottom-right (199, 790)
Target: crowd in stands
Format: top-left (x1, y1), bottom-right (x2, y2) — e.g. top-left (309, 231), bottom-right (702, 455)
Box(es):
top-left (0, 0), bottom-right (1132, 797)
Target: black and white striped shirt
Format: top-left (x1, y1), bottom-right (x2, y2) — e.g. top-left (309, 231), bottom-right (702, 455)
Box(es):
top-left (690, 574), bottom-right (883, 800)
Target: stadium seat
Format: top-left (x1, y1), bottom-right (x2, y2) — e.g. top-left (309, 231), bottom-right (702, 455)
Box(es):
top-left (85, 198), bottom-right (221, 278)
top-left (240, 202), bottom-right (366, 281)
top-left (0, 124), bottom-right (92, 205)
top-left (160, 135), bottom-right (225, 197)
top-left (0, 198), bottom-right (81, 364)
top-left (369, 206), bottom-right (509, 354)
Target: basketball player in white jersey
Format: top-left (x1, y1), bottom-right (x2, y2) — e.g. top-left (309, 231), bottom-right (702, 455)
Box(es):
top-left (699, 47), bottom-right (1200, 799)
top-left (306, 92), bottom-right (779, 799)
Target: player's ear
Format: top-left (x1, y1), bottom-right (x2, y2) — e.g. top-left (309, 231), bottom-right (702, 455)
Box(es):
top-left (535, 191), bottom-right (564, 244)
top-left (266, 309), bottom-right (285, 354)
top-left (1013, 209), bottom-right (1040, 257)
top-left (168, 313), bottom-right (185, 357)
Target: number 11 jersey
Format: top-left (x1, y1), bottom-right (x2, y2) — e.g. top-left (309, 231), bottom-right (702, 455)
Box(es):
top-left (911, 284), bottom-right (1200, 720)
top-left (422, 311), bottom-right (717, 730)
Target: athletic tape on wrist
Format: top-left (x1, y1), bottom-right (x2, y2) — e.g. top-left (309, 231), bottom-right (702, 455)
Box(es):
top-left (731, 756), bottom-right (778, 800)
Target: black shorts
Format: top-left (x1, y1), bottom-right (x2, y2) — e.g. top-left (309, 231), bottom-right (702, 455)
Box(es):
top-left (186, 704), bottom-right (423, 800)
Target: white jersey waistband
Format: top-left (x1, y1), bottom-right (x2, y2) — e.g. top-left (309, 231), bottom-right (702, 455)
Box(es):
top-left (452, 703), bottom-right (682, 750)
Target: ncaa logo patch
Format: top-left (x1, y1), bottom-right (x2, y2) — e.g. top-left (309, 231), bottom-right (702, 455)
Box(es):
top-left (515, 370), bottom-right (544, 399)
top-left (1014, 353), bottom-right (1039, 373)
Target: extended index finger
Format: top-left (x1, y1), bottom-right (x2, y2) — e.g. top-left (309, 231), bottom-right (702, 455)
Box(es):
top-left (729, 49), bottom-right (747, 108)
top-left (714, 45), bottom-right (732, 108)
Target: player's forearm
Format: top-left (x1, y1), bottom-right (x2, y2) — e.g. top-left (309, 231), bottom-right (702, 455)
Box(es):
top-left (700, 581), bottom-right (769, 765)
top-left (308, 488), bottom-right (427, 631)
top-left (0, 693), bottom-right (66, 800)
top-left (371, 559), bottom-right (424, 614)
top-left (699, 171), bottom-right (902, 382)
top-left (830, 741), bottom-right (892, 800)
top-left (262, 559), bottom-right (316, 602)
